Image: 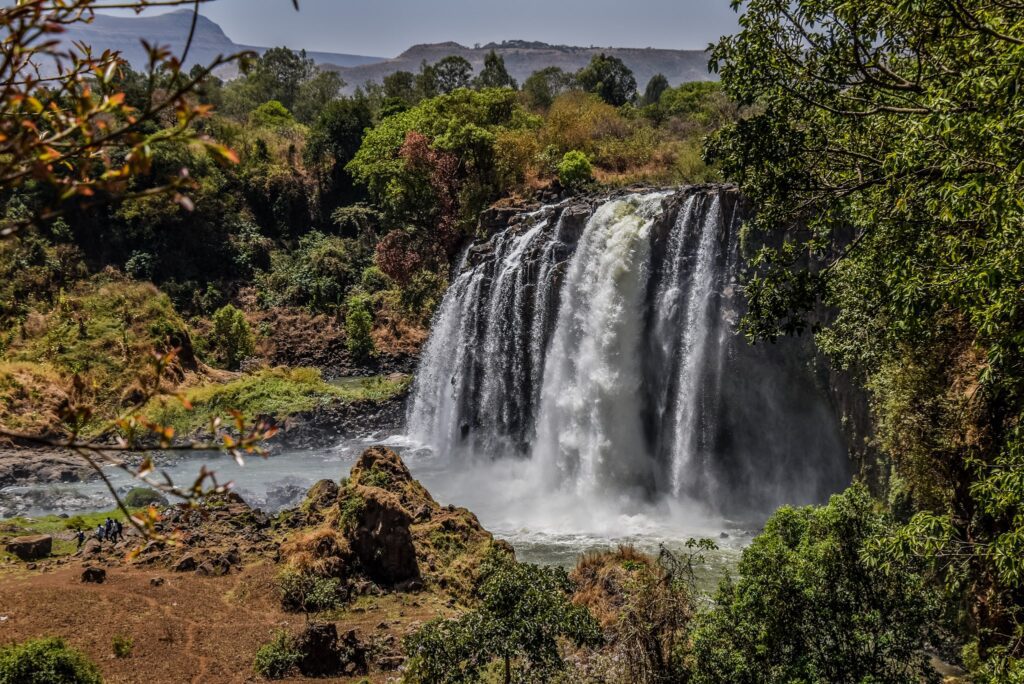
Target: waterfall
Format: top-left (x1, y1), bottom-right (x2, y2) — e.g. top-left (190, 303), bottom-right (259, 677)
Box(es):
top-left (407, 186), bottom-right (849, 517)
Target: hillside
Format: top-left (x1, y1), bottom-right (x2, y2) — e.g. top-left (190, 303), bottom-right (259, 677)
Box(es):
top-left (58, 10), bottom-right (383, 74)
top-left (331, 40), bottom-right (714, 91)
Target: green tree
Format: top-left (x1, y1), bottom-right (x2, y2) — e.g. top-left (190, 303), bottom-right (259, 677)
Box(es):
top-left (557, 150), bottom-right (593, 191)
top-left (248, 47), bottom-right (316, 111)
top-left (709, 0), bottom-right (1024, 669)
top-left (691, 486), bottom-right (938, 684)
top-left (346, 88), bottom-right (536, 234)
top-left (250, 100), bottom-right (296, 129)
top-left (432, 55), bottom-right (474, 94)
top-left (576, 53), bottom-right (637, 106)
top-left (641, 73), bottom-right (669, 106)
top-left (257, 232), bottom-right (370, 312)
top-left (383, 70), bottom-right (419, 105)
top-left (293, 70), bottom-right (345, 124)
top-left (208, 304), bottom-right (255, 371)
top-left (475, 50), bottom-right (517, 90)
top-left (522, 66), bottom-right (576, 110)
top-left (404, 549), bottom-right (601, 684)
top-left (344, 295), bottom-right (375, 362)
top-left (304, 97), bottom-right (374, 206)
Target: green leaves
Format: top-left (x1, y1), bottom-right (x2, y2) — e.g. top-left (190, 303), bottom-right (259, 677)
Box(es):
top-left (404, 548), bottom-right (601, 683)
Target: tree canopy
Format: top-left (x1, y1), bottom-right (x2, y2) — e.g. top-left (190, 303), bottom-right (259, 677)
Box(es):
top-left (710, 0), bottom-right (1024, 672)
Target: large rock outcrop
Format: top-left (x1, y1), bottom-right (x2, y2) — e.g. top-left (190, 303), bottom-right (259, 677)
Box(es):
top-left (287, 446), bottom-right (506, 596)
top-left (6, 535), bottom-right (52, 561)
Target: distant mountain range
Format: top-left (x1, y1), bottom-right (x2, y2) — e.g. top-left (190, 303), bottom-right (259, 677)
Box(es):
top-left (58, 11), bottom-right (714, 89)
top-left (58, 10), bottom-right (383, 75)
top-left (329, 41), bottom-right (713, 91)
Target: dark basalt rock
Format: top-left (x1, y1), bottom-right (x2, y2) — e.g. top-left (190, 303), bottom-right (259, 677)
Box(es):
top-left (6, 534), bottom-right (52, 561)
top-left (295, 623), bottom-right (343, 677)
top-left (81, 566), bottom-right (106, 583)
top-left (349, 486), bottom-right (420, 587)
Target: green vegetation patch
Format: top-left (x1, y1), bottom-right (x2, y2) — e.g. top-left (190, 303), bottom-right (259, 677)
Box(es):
top-left (143, 368), bottom-right (410, 434)
top-left (0, 637), bottom-right (103, 684)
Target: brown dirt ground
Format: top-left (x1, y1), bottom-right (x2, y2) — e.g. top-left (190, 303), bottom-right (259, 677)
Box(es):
top-left (0, 560), bottom-right (449, 684)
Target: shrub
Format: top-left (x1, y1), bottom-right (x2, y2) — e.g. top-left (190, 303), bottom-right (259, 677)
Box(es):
top-left (404, 548), bottom-right (602, 683)
top-left (557, 150), bottom-right (594, 191)
top-left (253, 630), bottom-right (301, 680)
top-left (0, 637), bottom-right (103, 684)
top-left (690, 485), bottom-right (938, 684)
top-left (344, 295), bottom-right (375, 362)
top-left (358, 266), bottom-right (392, 294)
top-left (123, 487), bottom-right (168, 509)
top-left (276, 569), bottom-right (347, 613)
top-left (111, 635), bottom-right (133, 659)
top-left (207, 304), bottom-right (255, 371)
top-left (256, 232), bottom-right (369, 312)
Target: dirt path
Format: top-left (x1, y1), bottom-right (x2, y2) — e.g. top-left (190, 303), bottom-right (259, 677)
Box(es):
top-left (0, 562), bottom-right (428, 683)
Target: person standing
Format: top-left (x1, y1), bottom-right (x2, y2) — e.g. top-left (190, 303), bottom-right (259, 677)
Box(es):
top-left (75, 529), bottom-right (85, 549)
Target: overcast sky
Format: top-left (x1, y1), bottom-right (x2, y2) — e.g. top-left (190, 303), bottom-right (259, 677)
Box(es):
top-left (126, 0), bottom-right (741, 57)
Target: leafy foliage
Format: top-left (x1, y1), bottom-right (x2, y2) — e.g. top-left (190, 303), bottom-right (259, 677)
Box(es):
top-left (253, 630), bottom-right (302, 680)
top-left (344, 295), bottom-right (376, 362)
top-left (208, 305), bottom-right (255, 371)
top-left (576, 53), bottom-right (638, 107)
top-left (276, 569), bottom-right (347, 613)
top-left (404, 548), bottom-right (602, 683)
top-left (690, 485), bottom-right (938, 684)
top-left (710, 0), bottom-right (1024, 669)
top-left (557, 151), bottom-right (594, 191)
top-left (0, 637), bottom-right (103, 684)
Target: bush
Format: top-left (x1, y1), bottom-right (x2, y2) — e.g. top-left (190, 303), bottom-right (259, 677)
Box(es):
top-left (207, 304), bottom-right (255, 371)
top-left (358, 266), bottom-right (392, 294)
top-left (256, 232), bottom-right (369, 312)
top-left (123, 487), bottom-right (168, 509)
top-left (111, 635), bottom-right (132, 659)
top-left (0, 637), bottom-right (103, 684)
top-left (404, 548), bottom-right (601, 683)
top-left (344, 295), bottom-right (375, 362)
top-left (253, 630), bottom-right (301, 680)
top-left (557, 150), bottom-right (594, 190)
top-left (690, 485), bottom-right (938, 684)
top-left (276, 569), bottom-right (347, 613)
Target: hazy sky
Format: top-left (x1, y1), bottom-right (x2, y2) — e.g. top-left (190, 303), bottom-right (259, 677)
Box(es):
top-left (138, 0), bottom-right (741, 57)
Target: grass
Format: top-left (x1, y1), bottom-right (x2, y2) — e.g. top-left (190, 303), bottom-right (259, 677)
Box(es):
top-left (0, 274), bottom-right (191, 433)
top-left (0, 509), bottom-right (129, 562)
top-left (143, 368), bottom-right (411, 435)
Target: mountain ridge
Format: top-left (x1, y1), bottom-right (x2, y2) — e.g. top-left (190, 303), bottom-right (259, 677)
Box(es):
top-left (58, 12), bottom-right (714, 90)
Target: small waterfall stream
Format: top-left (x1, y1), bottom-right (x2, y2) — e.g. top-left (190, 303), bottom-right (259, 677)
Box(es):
top-left (407, 186), bottom-right (849, 518)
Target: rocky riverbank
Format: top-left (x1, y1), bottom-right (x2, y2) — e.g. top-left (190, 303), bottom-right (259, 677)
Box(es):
top-left (0, 447), bottom-right (504, 682)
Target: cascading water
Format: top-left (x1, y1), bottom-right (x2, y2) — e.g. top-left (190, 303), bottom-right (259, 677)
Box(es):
top-left (407, 186), bottom-right (849, 520)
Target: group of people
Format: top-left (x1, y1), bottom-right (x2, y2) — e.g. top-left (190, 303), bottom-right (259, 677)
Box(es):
top-left (75, 517), bottom-right (124, 548)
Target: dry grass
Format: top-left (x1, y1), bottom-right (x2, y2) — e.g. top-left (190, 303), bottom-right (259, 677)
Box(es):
top-left (280, 526), bottom-right (350, 578)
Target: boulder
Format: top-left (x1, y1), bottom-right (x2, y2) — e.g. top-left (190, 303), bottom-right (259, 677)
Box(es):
top-left (79, 538), bottom-right (102, 556)
top-left (304, 479), bottom-right (339, 512)
top-left (348, 486), bottom-right (420, 586)
top-left (196, 556), bottom-right (231, 577)
top-left (6, 535), bottom-right (52, 561)
top-left (556, 204), bottom-right (592, 244)
top-left (172, 554), bottom-right (198, 573)
top-left (295, 623), bottom-right (343, 677)
top-left (348, 446), bottom-right (413, 486)
top-left (81, 567), bottom-right (106, 584)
